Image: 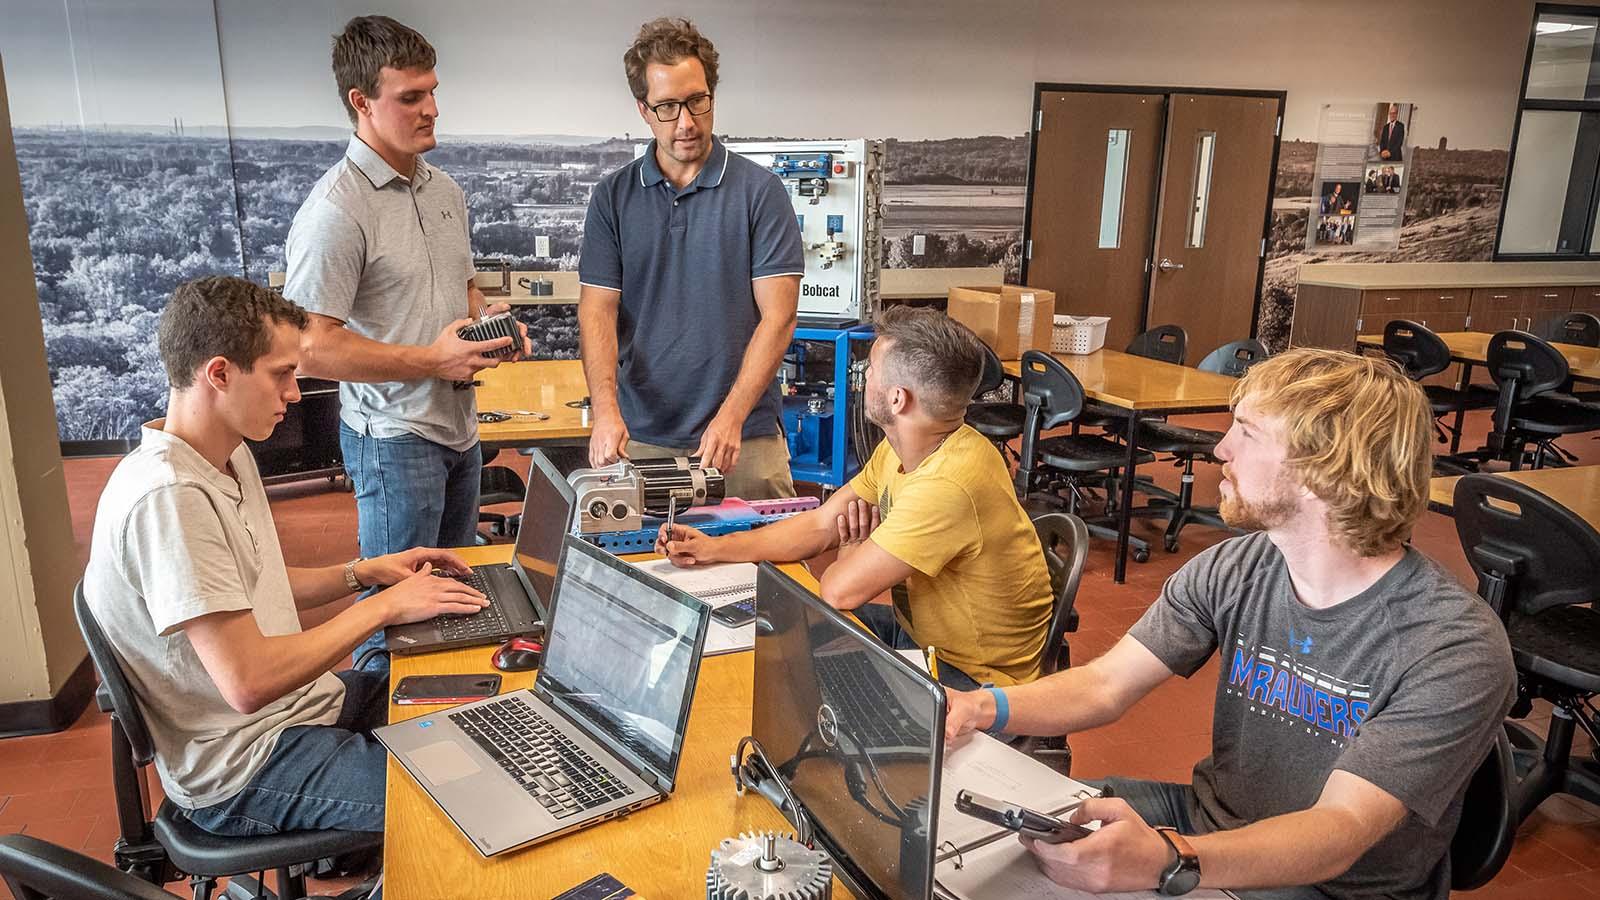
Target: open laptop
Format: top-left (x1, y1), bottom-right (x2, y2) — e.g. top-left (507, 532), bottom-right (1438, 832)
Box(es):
top-left (385, 449), bottom-right (575, 654)
top-left (376, 535), bottom-right (712, 856)
top-left (752, 563), bottom-right (946, 900)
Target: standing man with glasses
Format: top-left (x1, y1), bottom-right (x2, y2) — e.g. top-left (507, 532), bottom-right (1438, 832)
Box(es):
top-left (285, 16), bottom-right (529, 672)
top-left (579, 17), bottom-right (804, 500)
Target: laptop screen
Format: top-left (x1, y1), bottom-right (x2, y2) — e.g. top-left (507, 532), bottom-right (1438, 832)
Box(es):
top-left (512, 450), bottom-right (576, 615)
top-left (752, 563), bottom-right (944, 900)
top-left (537, 536), bottom-right (710, 790)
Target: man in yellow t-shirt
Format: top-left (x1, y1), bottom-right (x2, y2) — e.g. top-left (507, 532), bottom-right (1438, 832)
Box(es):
top-left (655, 306), bottom-right (1054, 688)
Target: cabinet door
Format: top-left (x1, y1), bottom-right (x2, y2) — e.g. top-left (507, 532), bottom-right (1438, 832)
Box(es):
top-left (1360, 290), bottom-right (1423, 323)
top-left (1467, 288), bottom-right (1526, 332)
top-left (1574, 285), bottom-right (1600, 314)
top-left (1525, 286), bottom-right (1575, 337)
top-left (1417, 289), bottom-right (1471, 316)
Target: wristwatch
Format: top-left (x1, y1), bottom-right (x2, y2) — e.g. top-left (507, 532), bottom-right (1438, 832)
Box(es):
top-left (1154, 827), bottom-right (1201, 896)
top-left (344, 559), bottom-right (367, 592)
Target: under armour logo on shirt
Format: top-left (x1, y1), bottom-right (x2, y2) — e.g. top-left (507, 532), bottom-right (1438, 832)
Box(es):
top-left (441, 210), bottom-right (453, 220)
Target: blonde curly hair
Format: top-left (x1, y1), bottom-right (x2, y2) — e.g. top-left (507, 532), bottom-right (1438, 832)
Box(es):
top-left (1231, 348), bottom-right (1433, 557)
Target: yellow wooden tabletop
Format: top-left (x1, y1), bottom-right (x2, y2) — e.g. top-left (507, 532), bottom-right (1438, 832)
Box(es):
top-left (1002, 348), bottom-right (1238, 412)
top-left (1355, 332), bottom-right (1600, 383)
top-left (474, 359), bottom-right (590, 444)
top-left (382, 547), bottom-right (859, 899)
top-left (1430, 465), bottom-right (1600, 530)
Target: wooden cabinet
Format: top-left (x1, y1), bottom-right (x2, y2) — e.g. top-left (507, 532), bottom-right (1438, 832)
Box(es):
top-left (1354, 289), bottom-right (1471, 334)
top-left (1573, 285), bottom-right (1600, 315)
top-left (1527, 287), bottom-right (1575, 336)
top-left (1464, 286), bottom-right (1573, 335)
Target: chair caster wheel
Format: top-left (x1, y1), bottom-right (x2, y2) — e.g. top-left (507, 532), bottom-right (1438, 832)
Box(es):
top-left (1164, 536), bottom-right (1180, 553)
top-left (1133, 548), bottom-right (1150, 563)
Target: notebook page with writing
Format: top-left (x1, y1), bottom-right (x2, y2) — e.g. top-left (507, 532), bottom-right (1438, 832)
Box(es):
top-left (628, 559), bottom-right (757, 655)
top-left (938, 732), bottom-right (1095, 849)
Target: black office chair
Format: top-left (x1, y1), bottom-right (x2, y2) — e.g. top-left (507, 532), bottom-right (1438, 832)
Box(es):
top-left (0, 834), bottom-right (178, 900)
top-left (1015, 350), bottom-right (1155, 562)
top-left (1454, 475), bottom-right (1600, 825)
top-left (964, 342), bottom-right (1024, 459)
top-left (1380, 320), bottom-right (1497, 455)
top-left (1448, 727), bottom-right (1517, 890)
top-left (74, 583), bottom-right (381, 900)
top-left (1480, 331), bottom-right (1600, 470)
top-left (1015, 512), bottom-right (1090, 774)
top-left (1129, 339), bottom-right (1267, 553)
top-left (1082, 325), bottom-right (1190, 431)
top-left (1549, 311), bottom-right (1600, 404)
top-left (477, 442), bottom-right (526, 544)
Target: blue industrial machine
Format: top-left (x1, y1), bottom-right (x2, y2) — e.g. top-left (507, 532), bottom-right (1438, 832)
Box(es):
top-left (780, 324), bottom-right (877, 489)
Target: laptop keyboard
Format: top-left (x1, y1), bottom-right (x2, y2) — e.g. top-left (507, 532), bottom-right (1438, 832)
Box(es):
top-left (815, 652), bottom-right (932, 748)
top-left (434, 570), bottom-right (511, 641)
top-left (449, 696), bottom-right (634, 819)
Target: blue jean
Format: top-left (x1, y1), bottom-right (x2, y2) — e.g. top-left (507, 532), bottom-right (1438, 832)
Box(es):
top-left (180, 670), bottom-right (390, 836)
top-left (855, 603), bottom-right (982, 692)
top-left (340, 423), bottom-right (483, 671)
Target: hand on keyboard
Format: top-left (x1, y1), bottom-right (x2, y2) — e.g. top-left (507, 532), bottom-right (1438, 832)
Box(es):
top-left (357, 547), bottom-right (473, 586)
top-left (380, 564), bottom-right (490, 626)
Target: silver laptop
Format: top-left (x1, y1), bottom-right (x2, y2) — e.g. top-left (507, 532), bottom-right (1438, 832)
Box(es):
top-left (375, 535), bottom-right (712, 856)
top-left (384, 450), bottom-right (575, 654)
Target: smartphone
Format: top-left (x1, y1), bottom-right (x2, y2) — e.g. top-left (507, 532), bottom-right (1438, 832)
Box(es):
top-left (391, 674), bottom-right (503, 706)
top-left (710, 597), bottom-right (757, 628)
top-left (954, 789), bottom-right (1093, 844)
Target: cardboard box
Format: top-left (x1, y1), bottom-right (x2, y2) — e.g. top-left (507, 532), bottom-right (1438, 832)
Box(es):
top-left (946, 285), bottom-right (1057, 359)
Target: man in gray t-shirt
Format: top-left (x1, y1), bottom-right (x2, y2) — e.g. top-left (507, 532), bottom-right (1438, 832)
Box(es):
top-left (284, 17), bottom-right (528, 671)
top-left (946, 348), bottom-right (1515, 899)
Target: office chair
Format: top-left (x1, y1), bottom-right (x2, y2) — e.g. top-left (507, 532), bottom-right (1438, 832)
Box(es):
top-left (964, 342), bottom-right (1024, 460)
top-left (1129, 339), bottom-right (1268, 553)
top-left (1448, 728), bottom-right (1517, 890)
top-left (0, 834), bottom-right (178, 900)
top-left (1479, 331), bottom-right (1600, 470)
top-left (1549, 312), bottom-right (1600, 404)
top-left (1015, 512), bottom-right (1090, 775)
top-left (1453, 474), bottom-right (1600, 825)
top-left (477, 442), bottom-right (526, 543)
top-left (1015, 350), bottom-right (1155, 563)
top-left (74, 583), bottom-right (381, 900)
top-left (1082, 325), bottom-right (1190, 431)
top-left (1380, 320), bottom-right (1497, 456)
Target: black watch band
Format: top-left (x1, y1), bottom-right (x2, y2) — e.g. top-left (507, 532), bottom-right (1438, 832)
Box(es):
top-left (1154, 827), bottom-right (1202, 896)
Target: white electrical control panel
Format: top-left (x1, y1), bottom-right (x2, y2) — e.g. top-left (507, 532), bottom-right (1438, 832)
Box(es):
top-left (636, 139), bottom-right (883, 323)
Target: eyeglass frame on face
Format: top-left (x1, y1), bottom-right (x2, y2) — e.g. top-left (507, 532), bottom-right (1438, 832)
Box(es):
top-left (645, 93), bottom-right (713, 123)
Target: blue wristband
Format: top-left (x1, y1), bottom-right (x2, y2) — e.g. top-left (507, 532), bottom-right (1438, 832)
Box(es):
top-left (984, 687), bottom-right (1010, 734)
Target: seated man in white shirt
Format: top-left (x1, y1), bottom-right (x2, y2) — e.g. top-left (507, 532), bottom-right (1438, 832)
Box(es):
top-left (83, 275), bottom-right (489, 838)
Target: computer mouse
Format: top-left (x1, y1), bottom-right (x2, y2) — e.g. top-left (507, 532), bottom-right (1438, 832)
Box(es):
top-left (492, 637), bottom-right (543, 672)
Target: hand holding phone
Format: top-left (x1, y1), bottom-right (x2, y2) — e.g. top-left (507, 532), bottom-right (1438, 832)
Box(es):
top-left (954, 789), bottom-right (1094, 844)
top-left (391, 674), bottom-right (502, 706)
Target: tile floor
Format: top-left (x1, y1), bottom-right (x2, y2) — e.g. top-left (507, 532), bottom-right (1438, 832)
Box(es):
top-left (2, 409), bottom-right (1597, 898)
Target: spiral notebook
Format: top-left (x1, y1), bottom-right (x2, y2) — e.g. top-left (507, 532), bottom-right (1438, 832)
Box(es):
top-left (934, 734), bottom-right (1233, 900)
top-left (628, 559), bottom-right (758, 655)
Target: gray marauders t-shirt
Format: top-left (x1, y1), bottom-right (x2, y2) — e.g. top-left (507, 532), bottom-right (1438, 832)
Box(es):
top-left (1128, 532), bottom-right (1515, 900)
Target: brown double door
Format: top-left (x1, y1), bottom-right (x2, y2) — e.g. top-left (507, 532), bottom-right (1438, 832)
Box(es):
top-left (1026, 89), bottom-right (1282, 360)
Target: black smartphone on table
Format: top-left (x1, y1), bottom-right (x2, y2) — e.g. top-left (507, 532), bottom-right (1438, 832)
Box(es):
top-left (391, 674), bottom-right (503, 706)
top-left (954, 789), bottom-right (1094, 843)
top-left (710, 596), bottom-right (757, 628)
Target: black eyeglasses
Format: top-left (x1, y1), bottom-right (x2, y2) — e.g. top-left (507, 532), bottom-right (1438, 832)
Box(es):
top-left (645, 93), bottom-right (713, 123)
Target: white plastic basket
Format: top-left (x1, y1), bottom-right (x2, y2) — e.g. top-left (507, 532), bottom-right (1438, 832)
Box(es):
top-left (1052, 315), bottom-right (1110, 354)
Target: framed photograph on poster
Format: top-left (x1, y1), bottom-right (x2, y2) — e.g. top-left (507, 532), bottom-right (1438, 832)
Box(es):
top-left (1371, 102), bottom-right (1413, 163)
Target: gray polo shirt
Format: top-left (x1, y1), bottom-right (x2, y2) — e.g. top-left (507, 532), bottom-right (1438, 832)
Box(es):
top-left (284, 136), bottom-right (477, 451)
top-left (579, 138), bottom-right (803, 447)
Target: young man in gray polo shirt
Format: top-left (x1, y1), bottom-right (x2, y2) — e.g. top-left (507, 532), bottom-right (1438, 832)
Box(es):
top-left (84, 277), bottom-right (488, 842)
top-left (285, 16), bottom-right (528, 671)
top-left (579, 17), bottom-right (803, 501)
top-left (944, 349), bottom-right (1515, 899)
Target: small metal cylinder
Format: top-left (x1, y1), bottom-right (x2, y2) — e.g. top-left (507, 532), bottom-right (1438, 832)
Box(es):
top-left (633, 457), bottom-right (726, 513)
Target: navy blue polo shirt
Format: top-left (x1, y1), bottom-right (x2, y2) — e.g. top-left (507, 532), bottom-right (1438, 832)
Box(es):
top-left (579, 138), bottom-right (803, 447)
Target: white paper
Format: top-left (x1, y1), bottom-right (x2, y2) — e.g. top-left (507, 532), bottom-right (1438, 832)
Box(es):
top-left (938, 838), bottom-right (1231, 900)
top-left (937, 732), bottom-right (1097, 849)
top-left (630, 559), bottom-right (758, 655)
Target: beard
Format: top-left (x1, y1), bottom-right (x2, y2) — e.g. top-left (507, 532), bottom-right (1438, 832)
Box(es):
top-left (1218, 466), bottom-right (1299, 532)
top-left (864, 386), bottom-right (891, 427)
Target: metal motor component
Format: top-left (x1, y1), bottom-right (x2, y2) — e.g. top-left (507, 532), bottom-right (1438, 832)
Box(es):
top-left (632, 456), bottom-right (725, 515)
top-left (706, 832), bottom-right (831, 900)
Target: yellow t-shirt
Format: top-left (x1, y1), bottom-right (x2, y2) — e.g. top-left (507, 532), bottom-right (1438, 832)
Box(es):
top-left (848, 425), bottom-right (1054, 686)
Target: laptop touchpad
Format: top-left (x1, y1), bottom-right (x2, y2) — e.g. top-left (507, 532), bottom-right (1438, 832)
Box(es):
top-left (411, 741), bottom-right (483, 785)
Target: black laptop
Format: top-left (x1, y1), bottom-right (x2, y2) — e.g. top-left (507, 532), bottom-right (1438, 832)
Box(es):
top-left (384, 449), bottom-right (575, 654)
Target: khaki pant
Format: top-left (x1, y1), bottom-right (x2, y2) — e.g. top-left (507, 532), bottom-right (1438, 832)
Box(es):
top-left (625, 433), bottom-right (796, 501)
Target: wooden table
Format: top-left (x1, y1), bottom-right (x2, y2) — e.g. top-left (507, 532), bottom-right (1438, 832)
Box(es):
top-left (1429, 465), bottom-right (1600, 530)
top-left (474, 359), bottom-right (590, 446)
top-left (1004, 349), bottom-right (1238, 582)
top-left (383, 547), bottom-right (857, 899)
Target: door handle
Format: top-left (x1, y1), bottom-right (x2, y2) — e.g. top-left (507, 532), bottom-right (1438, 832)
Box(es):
top-left (1158, 258), bottom-right (1184, 272)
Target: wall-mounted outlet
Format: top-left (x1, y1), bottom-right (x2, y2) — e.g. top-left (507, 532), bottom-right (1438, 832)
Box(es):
top-left (912, 234), bottom-right (926, 256)
top-left (535, 235), bottom-right (550, 257)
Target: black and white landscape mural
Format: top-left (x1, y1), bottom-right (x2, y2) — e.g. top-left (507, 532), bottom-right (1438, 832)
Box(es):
top-left (4, 0), bottom-right (1537, 443)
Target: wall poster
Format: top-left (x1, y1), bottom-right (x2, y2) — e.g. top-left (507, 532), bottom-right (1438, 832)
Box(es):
top-left (1307, 101), bottom-right (1415, 250)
